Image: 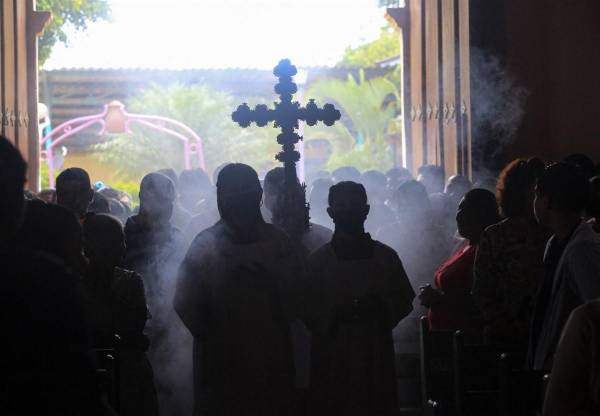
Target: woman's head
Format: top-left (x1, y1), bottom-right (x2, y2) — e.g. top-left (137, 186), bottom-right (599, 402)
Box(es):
top-left (456, 189), bottom-right (500, 242)
top-left (496, 158), bottom-right (545, 218)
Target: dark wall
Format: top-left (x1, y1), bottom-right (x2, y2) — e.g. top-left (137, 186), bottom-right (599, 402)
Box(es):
top-left (501, 0), bottom-right (600, 163)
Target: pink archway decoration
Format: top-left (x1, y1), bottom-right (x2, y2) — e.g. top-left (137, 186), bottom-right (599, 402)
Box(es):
top-left (40, 101), bottom-right (206, 188)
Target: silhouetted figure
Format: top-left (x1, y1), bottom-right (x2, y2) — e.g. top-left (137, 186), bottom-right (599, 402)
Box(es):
top-left (385, 167), bottom-right (412, 196)
top-left (585, 176), bottom-right (600, 231)
top-left (332, 166), bottom-right (361, 183)
top-left (82, 214), bottom-right (159, 416)
top-left (420, 189), bottom-right (499, 332)
top-left (263, 167), bottom-right (332, 411)
top-left (444, 175), bottom-right (472, 208)
top-left (361, 170), bottom-right (395, 235)
top-left (123, 172), bottom-right (187, 415)
top-left (564, 153), bottom-right (595, 180)
top-left (37, 188), bottom-right (57, 204)
top-left (175, 163), bottom-right (303, 416)
top-left (17, 199), bottom-right (87, 276)
top-left (543, 300), bottom-right (600, 416)
top-left (179, 168), bottom-right (213, 214)
top-left (305, 181), bottom-right (414, 416)
top-left (377, 180), bottom-right (450, 291)
top-left (181, 168), bottom-right (221, 248)
top-left (264, 167), bottom-right (332, 256)
top-left (89, 191), bottom-right (110, 214)
top-left (417, 164), bottom-right (445, 195)
top-left (124, 172), bottom-right (181, 314)
top-left (473, 158), bottom-right (549, 349)
top-left (158, 168), bottom-right (192, 230)
top-left (56, 167), bottom-right (94, 221)
top-left (0, 137), bottom-right (101, 415)
top-left (528, 163), bottom-right (600, 371)
top-left (308, 178), bottom-right (334, 229)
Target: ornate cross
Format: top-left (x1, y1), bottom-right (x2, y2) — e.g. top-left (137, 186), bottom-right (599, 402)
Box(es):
top-left (232, 59), bottom-right (341, 233)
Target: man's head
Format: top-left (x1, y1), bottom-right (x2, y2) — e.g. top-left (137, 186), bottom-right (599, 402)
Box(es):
top-left (417, 164), bottom-right (445, 195)
top-left (392, 179), bottom-right (430, 220)
top-left (327, 181), bottom-right (370, 235)
top-left (216, 163), bottom-right (263, 226)
top-left (157, 168), bottom-right (179, 193)
top-left (0, 136), bottom-right (26, 241)
top-left (386, 167), bottom-right (412, 193)
top-left (179, 168), bottom-right (212, 211)
top-left (361, 170), bottom-right (387, 204)
top-left (332, 166), bottom-right (361, 183)
top-left (456, 189), bottom-right (500, 242)
top-left (445, 175), bottom-right (472, 202)
top-left (83, 214), bottom-right (126, 269)
top-left (534, 162), bottom-right (589, 228)
top-left (139, 172), bottom-right (176, 224)
top-left (263, 167), bottom-right (286, 214)
top-left (56, 167), bottom-right (94, 218)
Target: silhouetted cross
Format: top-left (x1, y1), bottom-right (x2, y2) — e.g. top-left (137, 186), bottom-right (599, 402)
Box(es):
top-left (232, 59), bottom-right (340, 172)
top-left (232, 59), bottom-right (341, 233)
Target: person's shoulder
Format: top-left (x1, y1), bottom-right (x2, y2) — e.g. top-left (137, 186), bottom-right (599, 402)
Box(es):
top-left (372, 239), bottom-right (401, 260)
top-left (569, 223), bottom-right (600, 252)
top-left (123, 215), bottom-right (142, 235)
top-left (574, 300), bottom-right (600, 318)
top-left (309, 222), bottom-right (333, 237)
top-left (113, 267), bottom-right (145, 293)
top-left (307, 242), bottom-right (334, 262)
top-left (1, 248), bottom-right (79, 297)
top-left (189, 222), bottom-right (224, 248)
top-left (114, 267), bottom-right (143, 284)
top-left (259, 223), bottom-right (297, 247)
top-left (567, 300), bottom-right (600, 335)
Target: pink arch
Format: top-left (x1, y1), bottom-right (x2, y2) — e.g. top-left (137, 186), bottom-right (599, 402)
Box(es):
top-left (40, 102), bottom-right (206, 188)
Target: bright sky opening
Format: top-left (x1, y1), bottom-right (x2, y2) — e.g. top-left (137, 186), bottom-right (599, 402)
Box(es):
top-left (43, 0), bottom-right (389, 70)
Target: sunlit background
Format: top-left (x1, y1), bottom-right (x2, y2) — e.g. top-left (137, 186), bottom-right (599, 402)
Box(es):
top-left (44, 0), bottom-right (386, 70)
top-left (39, 0), bottom-right (405, 197)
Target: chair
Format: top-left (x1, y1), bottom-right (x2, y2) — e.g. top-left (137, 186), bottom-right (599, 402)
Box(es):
top-left (453, 331), bottom-right (501, 416)
top-left (498, 352), bottom-right (548, 416)
top-left (419, 316), bottom-right (456, 415)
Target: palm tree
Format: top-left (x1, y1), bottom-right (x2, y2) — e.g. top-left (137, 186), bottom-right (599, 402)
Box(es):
top-left (304, 69), bottom-right (401, 171)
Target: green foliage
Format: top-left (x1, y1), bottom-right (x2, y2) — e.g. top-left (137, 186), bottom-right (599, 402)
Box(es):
top-left (93, 84), bottom-right (280, 180)
top-left (337, 25), bottom-right (400, 68)
top-left (39, 160), bottom-right (55, 189)
top-left (305, 70), bottom-right (401, 172)
top-left (37, 0), bottom-right (111, 66)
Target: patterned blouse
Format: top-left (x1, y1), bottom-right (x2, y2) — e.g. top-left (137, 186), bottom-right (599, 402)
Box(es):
top-left (473, 216), bottom-right (549, 349)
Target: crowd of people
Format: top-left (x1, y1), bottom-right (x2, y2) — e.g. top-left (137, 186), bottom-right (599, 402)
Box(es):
top-left (2, 132), bottom-right (600, 416)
